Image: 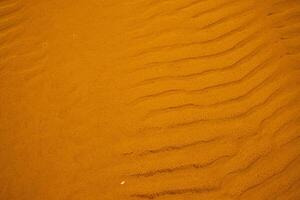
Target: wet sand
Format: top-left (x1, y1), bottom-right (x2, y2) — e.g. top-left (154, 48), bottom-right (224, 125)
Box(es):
top-left (0, 0), bottom-right (300, 199)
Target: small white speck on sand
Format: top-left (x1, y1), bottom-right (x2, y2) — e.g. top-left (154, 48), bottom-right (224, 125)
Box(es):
top-left (120, 181), bottom-right (126, 185)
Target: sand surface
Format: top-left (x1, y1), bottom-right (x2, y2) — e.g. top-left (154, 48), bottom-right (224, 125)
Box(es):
top-left (0, 0), bottom-right (300, 199)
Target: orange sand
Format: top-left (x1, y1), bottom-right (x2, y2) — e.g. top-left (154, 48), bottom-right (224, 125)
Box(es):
top-left (0, 0), bottom-right (300, 199)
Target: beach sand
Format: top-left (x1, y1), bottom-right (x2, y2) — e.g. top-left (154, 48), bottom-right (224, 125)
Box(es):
top-left (0, 0), bottom-right (300, 199)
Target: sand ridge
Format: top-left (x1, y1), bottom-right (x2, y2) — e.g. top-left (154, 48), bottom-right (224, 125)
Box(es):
top-left (0, 0), bottom-right (300, 199)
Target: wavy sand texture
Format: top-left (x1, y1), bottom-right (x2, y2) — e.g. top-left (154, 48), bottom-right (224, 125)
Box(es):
top-left (0, 0), bottom-right (300, 199)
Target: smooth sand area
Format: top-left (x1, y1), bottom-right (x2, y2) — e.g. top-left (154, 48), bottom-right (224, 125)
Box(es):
top-left (0, 0), bottom-right (300, 199)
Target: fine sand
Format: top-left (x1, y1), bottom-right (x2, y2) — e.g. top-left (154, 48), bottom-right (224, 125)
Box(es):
top-left (0, 0), bottom-right (300, 199)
